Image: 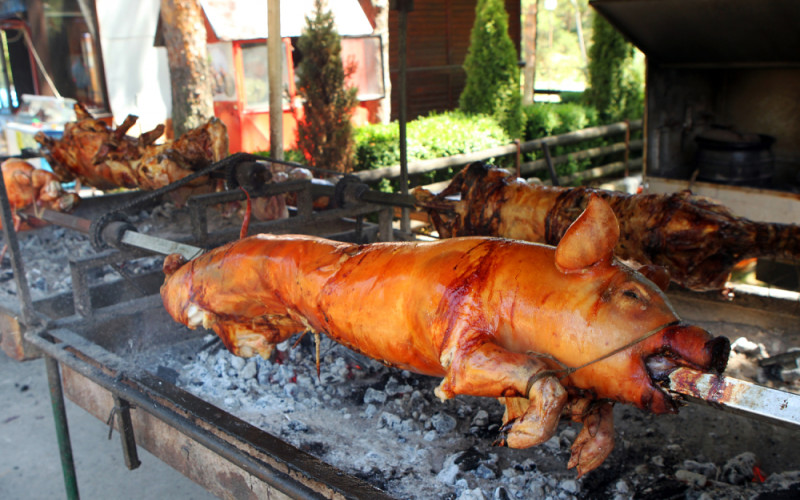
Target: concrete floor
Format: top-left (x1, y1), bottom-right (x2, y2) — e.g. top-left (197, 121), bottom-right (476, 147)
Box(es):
top-left (0, 350), bottom-right (216, 499)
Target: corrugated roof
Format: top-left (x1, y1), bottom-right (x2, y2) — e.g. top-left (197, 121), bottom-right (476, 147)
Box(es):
top-left (199, 0), bottom-right (373, 41)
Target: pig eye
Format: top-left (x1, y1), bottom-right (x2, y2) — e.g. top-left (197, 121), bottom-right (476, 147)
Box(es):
top-left (623, 289), bottom-right (641, 301)
top-left (620, 285), bottom-right (647, 303)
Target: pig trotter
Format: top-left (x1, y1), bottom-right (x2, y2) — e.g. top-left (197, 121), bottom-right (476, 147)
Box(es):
top-left (502, 376), bottom-right (568, 448)
top-left (566, 400), bottom-right (615, 477)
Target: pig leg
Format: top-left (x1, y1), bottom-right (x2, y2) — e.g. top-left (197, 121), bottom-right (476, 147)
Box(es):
top-left (565, 399), bottom-right (615, 477)
top-left (435, 340), bottom-right (567, 448)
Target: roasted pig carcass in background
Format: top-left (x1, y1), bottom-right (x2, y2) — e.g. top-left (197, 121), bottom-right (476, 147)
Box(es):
top-left (414, 162), bottom-right (800, 291)
top-left (0, 159), bottom-right (80, 231)
top-left (34, 103), bottom-right (228, 196)
top-left (161, 195), bottom-right (730, 476)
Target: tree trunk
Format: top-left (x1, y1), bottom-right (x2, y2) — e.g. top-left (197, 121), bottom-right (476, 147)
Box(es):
top-left (522, 1), bottom-right (539, 105)
top-left (160, 0), bottom-right (214, 137)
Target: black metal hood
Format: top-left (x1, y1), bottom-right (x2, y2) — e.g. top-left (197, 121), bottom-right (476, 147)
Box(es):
top-left (590, 0), bottom-right (800, 65)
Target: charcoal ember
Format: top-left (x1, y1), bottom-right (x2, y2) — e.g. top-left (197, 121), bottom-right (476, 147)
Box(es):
top-left (222, 396), bottom-right (240, 409)
top-left (721, 451), bottom-right (757, 484)
top-left (284, 419), bottom-right (309, 433)
top-left (471, 410), bottom-right (489, 428)
top-left (155, 365), bottom-right (180, 384)
top-left (378, 411), bottom-right (403, 432)
top-left (384, 376), bottom-right (412, 396)
top-left (683, 459), bottom-right (719, 479)
top-left (559, 478), bottom-right (579, 494)
top-left (364, 403), bottom-right (378, 418)
top-left (437, 452), bottom-right (464, 485)
top-left (230, 356), bottom-right (246, 371)
top-left (473, 464), bottom-right (496, 480)
top-left (634, 477), bottom-right (689, 498)
top-left (456, 487), bottom-right (485, 500)
top-left (675, 469), bottom-right (708, 488)
top-left (492, 486), bottom-right (511, 500)
top-left (731, 336), bottom-right (765, 356)
top-left (283, 382), bottom-right (299, 398)
top-left (409, 390), bottom-right (428, 411)
top-left (239, 360), bottom-right (257, 380)
top-left (363, 387), bottom-right (387, 405)
top-left (543, 435), bottom-right (561, 451)
top-left (431, 412), bottom-right (457, 434)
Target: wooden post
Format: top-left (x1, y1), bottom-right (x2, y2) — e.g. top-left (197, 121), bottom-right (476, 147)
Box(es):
top-left (268, 0), bottom-right (283, 160)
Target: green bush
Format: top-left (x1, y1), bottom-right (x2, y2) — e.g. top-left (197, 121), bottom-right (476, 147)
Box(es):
top-left (353, 111), bottom-right (510, 172)
top-left (522, 102), bottom-right (599, 140)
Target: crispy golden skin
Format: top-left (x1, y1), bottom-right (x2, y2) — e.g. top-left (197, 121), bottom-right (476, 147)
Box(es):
top-left (35, 103), bottom-right (228, 194)
top-left (161, 196), bottom-right (729, 475)
top-left (0, 159), bottom-right (80, 231)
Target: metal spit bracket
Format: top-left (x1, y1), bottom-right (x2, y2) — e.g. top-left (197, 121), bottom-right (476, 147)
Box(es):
top-left (668, 367), bottom-right (800, 430)
top-left (118, 230), bottom-right (203, 261)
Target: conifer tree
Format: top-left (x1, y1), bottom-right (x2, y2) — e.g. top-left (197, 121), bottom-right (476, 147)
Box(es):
top-left (459, 0), bottom-right (522, 138)
top-left (295, 0), bottom-right (358, 173)
top-left (586, 14), bottom-right (643, 122)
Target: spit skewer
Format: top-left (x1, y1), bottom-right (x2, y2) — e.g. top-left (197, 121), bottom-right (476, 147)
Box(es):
top-left (22, 207), bottom-right (203, 261)
top-left (668, 367), bottom-right (800, 430)
top-left (20, 208), bottom-right (800, 432)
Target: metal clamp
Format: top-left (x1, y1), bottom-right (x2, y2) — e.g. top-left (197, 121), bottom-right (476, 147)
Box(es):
top-left (334, 175), bottom-right (370, 208)
top-left (90, 212), bottom-right (136, 252)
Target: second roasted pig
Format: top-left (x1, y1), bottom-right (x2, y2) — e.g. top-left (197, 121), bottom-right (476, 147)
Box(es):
top-left (414, 162), bottom-right (800, 291)
top-left (161, 195), bottom-right (730, 476)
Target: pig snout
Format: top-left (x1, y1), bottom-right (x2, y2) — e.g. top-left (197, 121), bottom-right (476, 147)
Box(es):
top-left (645, 323), bottom-right (730, 374)
top-left (640, 323), bottom-right (730, 412)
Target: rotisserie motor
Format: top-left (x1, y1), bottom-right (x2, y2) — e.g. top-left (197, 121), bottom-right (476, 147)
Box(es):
top-left (161, 195), bottom-right (730, 476)
top-left (414, 162), bottom-right (800, 291)
top-left (0, 159), bottom-right (80, 231)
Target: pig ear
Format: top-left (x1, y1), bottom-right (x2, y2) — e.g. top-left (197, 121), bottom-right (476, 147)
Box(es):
top-left (638, 264), bottom-right (671, 292)
top-left (555, 194), bottom-right (620, 272)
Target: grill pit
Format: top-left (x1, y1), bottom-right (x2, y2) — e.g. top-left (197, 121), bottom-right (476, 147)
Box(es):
top-left (3, 181), bottom-right (800, 499)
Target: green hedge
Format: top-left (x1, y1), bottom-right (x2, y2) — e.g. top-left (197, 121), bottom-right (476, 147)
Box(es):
top-left (352, 111), bottom-right (511, 190)
top-left (273, 101), bottom-right (637, 188)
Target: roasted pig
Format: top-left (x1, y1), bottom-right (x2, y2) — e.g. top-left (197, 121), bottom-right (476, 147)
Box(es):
top-left (161, 195), bottom-right (730, 475)
top-left (414, 162), bottom-right (800, 291)
top-left (0, 159), bottom-right (80, 231)
top-left (34, 103), bottom-right (228, 194)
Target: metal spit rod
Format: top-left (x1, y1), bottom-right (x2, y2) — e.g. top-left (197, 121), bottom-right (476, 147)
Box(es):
top-left (668, 367), bottom-right (800, 430)
top-left (26, 208), bottom-right (203, 261)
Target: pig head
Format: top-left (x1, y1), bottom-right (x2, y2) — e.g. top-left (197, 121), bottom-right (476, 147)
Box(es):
top-left (488, 194), bottom-right (730, 411)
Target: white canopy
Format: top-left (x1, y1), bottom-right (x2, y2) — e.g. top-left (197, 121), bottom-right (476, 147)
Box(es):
top-left (200, 0), bottom-right (374, 41)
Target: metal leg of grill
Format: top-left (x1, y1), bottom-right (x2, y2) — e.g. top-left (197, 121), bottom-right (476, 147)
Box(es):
top-left (45, 355), bottom-right (80, 500)
top-left (111, 395), bottom-right (141, 470)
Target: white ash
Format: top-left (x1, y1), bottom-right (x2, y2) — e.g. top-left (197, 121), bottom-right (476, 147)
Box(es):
top-left (0, 226), bottom-right (159, 300)
top-left (160, 332), bottom-right (800, 499)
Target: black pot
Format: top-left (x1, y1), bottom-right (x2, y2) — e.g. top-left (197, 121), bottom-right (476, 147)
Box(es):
top-left (695, 128), bottom-right (775, 187)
